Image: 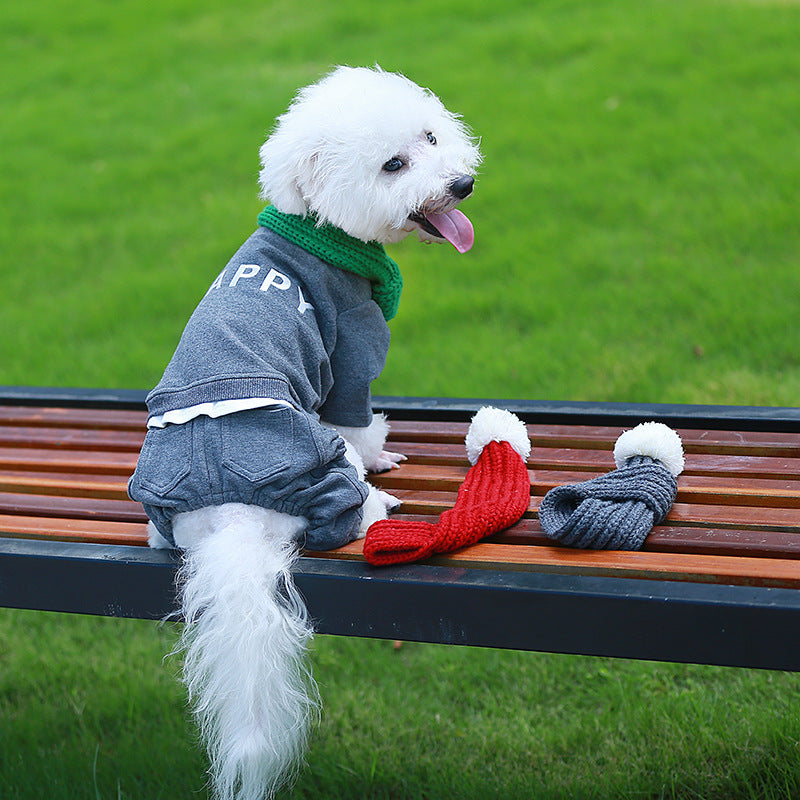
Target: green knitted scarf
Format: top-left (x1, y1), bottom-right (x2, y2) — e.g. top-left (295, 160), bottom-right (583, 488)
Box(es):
top-left (257, 206), bottom-right (403, 321)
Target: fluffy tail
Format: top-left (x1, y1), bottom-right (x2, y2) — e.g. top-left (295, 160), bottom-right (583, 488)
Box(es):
top-left (175, 504), bottom-right (319, 800)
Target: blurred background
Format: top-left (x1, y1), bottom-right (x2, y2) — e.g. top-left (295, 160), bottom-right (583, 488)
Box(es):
top-left (2, 0), bottom-right (797, 406)
top-left (1, 2), bottom-right (799, 798)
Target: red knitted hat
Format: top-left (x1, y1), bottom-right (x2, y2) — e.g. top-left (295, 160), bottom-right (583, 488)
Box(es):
top-left (363, 407), bottom-right (532, 566)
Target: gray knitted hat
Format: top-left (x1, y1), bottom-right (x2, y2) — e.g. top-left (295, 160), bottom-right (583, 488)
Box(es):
top-left (538, 422), bottom-right (684, 550)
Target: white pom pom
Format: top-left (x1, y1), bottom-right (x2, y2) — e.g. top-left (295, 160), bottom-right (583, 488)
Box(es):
top-left (613, 421), bottom-right (685, 476)
top-left (465, 407), bottom-right (531, 465)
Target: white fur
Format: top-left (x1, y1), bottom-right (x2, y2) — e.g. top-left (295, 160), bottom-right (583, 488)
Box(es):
top-left (464, 406), bottom-right (532, 466)
top-left (147, 520), bottom-right (173, 549)
top-left (613, 421), bottom-right (685, 476)
top-left (327, 412), bottom-right (389, 469)
top-left (169, 441), bottom-right (390, 800)
top-left (174, 505), bottom-right (317, 800)
top-left (157, 65), bottom-right (479, 800)
top-left (258, 65), bottom-right (481, 244)
top-left (340, 436), bottom-right (401, 536)
top-left (324, 412), bottom-right (406, 473)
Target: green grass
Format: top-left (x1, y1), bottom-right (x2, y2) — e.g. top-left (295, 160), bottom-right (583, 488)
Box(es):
top-left (2, 0), bottom-right (798, 403)
top-left (2, 610), bottom-right (800, 799)
top-left (1, 0), bottom-right (800, 797)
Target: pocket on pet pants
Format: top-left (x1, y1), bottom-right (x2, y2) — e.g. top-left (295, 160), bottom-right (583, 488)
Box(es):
top-left (133, 423), bottom-right (194, 496)
top-left (220, 406), bottom-right (296, 485)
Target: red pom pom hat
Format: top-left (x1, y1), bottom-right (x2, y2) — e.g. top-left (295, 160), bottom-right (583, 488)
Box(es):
top-left (363, 407), bottom-right (531, 566)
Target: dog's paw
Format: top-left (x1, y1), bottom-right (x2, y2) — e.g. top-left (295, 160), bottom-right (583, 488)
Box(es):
top-left (370, 450), bottom-right (407, 473)
top-left (147, 521), bottom-right (173, 550)
top-left (378, 489), bottom-right (402, 512)
top-left (357, 486), bottom-right (401, 538)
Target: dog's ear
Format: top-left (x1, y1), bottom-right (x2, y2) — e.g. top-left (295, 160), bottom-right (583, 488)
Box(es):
top-left (257, 135), bottom-right (310, 216)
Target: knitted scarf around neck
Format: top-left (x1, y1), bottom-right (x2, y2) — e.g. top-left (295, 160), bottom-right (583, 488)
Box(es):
top-left (257, 206), bottom-right (402, 321)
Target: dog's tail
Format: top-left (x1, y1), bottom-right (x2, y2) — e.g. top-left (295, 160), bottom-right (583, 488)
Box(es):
top-left (175, 505), bottom-right (319, 800)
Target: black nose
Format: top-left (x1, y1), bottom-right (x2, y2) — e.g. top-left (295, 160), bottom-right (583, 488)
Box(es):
top-left (449, 175), bottom-right (474, 200)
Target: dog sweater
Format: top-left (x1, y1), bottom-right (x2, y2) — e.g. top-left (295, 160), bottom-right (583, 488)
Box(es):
top-left (145, 225), bottom-right (391, 429)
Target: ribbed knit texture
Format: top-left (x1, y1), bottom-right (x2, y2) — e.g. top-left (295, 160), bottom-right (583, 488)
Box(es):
top-left (363, 440), bottom-right (531, 566)
top-left (258, 205), bottom-right (403, 321)
top-left (538, 454), bottom-right (678, 550)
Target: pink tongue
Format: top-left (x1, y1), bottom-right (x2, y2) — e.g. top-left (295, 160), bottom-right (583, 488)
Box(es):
top-left (426, 208), bottom-right (474, 253)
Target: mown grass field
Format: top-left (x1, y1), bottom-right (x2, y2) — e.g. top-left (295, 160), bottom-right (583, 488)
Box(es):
top-left (1, 0), bottom-right (799, 798)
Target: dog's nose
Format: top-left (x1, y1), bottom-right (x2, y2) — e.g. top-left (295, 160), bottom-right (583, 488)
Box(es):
top-left (449, 175), bottom-right (474, 199)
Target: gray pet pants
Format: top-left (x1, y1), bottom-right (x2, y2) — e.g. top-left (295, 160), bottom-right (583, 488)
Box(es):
top-left (127, 406), bottom-right (368, 550)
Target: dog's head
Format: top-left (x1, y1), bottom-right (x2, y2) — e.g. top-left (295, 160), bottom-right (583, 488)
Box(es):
top-left (258, 66), bottom-right (481, 250)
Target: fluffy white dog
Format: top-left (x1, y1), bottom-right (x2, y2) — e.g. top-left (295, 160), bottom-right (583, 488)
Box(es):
top-left (128, 65), bottom-right (480, 800)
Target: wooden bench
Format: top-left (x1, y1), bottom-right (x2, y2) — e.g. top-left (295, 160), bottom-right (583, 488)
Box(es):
top-left (1, 386), bottom-right (799, 671)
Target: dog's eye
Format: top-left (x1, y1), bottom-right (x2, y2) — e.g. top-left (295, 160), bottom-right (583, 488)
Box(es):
top-left (382, 157), bottom-right (404, 173)
top-left (426, 132), bottom-right (437, 145)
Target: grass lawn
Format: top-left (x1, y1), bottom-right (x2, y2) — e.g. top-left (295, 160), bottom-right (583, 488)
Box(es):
top-left (1, 0), bottom-right (799, 798)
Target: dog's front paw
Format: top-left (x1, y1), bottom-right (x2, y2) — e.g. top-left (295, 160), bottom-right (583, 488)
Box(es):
top-left (370, 450), bottom-right (407, 473)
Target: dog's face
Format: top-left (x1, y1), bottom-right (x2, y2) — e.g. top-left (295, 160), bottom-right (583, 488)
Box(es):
top-left (258, 67), bottom-right (481, 249)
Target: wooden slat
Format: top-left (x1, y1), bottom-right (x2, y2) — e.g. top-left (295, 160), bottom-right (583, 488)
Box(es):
top-left (484, 521), bottom-right (800, 559)
top-left (388, 420), bottom-right (800, 457)
top-left (371, 464), bottom-right (800, 513)
top-left (305, 540), bottom-right (800, 589)
top-left (396, 441), bottom-right (800, 481)
top-left (528, 447), bottom-right (800, 480)
top-left (379, 514), bottom-right (800, 559)
top-left (0, 514), bottom-right (148, 546)
top-left (377, 486), bottom-right (799, 534)
top-left (0, 425), bottom-right (144, 452)
top-left (532, 471), bottom-right (800, 509)
top-left (525, 426), bottom-right (799, 453)
top-left (0, 405), bottom-right (146, 431)
top-left (437, 544), bottom-right (800, 589)
top-left (632, 525), bottom-right (800, 558)
top-left (0, 446), bottom-right (138, 475)
top-left (0, 492), bottom-right (147, 523)
top-left (0, 470), bottom-right (131, 500)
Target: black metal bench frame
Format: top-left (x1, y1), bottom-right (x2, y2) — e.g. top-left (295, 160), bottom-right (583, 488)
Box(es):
top-left (1, 386), bottom-right (799, 672)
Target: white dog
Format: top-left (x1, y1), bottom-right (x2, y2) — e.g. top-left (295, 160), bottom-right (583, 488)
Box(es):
top-left (128, 65), bottom-right (480, 800)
